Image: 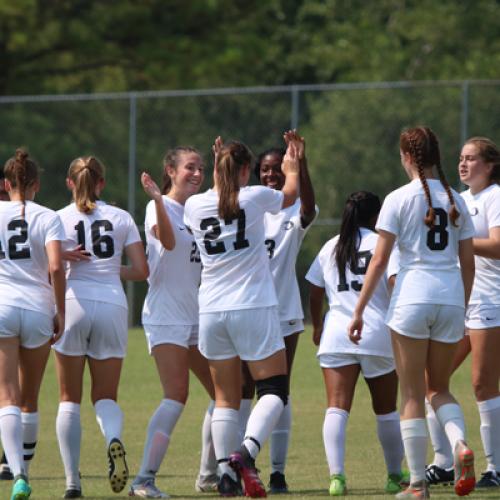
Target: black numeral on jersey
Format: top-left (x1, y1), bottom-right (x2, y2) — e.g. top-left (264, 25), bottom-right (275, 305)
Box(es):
top-left (265, 239), bottom-right (276, 259)
top-left (74, 219), bottom-right (115, 258)
top-left (337, 250), bottom-right (372, 292)
top-left (426, 207), bottom-right (449, 251)
top-left (190, 241), bottom-right (201, 262)
top-left (200, 210), bottom-right (250, 255)
top-left (0, 220), bottom-right (31, 260)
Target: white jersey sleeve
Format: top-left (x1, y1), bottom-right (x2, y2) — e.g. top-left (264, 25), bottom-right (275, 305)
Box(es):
top-left (58, 201), bottom-right (141, 308)
top-left (0, 201), bottom-right (65, 316)
top-left (305, 228), bottom-right (393, 358)
top-left (461, 184), bottom-right (500, 305)
top-left (142, 196), bottom-right (201, 326)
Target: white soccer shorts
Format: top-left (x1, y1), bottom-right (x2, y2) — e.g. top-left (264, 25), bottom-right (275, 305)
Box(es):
top-left (199, 306), bottom-right (285, 361)
top-left (0, 305), bottom-right (52, 348)
top-left (387, 304), bottom-right (465, 343)
top-left (143, 324), bottom-right (199, 354)
top-left (318, 353), bottom-right (395, 379)
top-left (53, 298), bottom-right (128, 359)
top-left (465, 304), bottom-right (500, 330)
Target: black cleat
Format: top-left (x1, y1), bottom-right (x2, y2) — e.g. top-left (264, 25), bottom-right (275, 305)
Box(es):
top-left (0, 463), bottom-right (13, 481)
top-left (107, 438), bottom-right (129, 493)
top-left (218, 472), bottom-right (243, 497)
top-left (64, 488), bottom-right (83, 498)
top-left (425, 464), bottom-right (454, 485)
top-left (268, 472), bottom-right (288, 494)
top-left (476, 471), bottom-right (500, 488)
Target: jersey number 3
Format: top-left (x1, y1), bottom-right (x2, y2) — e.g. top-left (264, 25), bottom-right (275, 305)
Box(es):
top-left (75, 220), bottom-right (115, 258)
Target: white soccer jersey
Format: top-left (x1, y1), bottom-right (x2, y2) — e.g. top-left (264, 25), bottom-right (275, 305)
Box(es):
top-left (461, 184), bottom-right (500, 305)
top-left (58, 201), bottom-right (141, 308)
top-left (184, 186), bottom-right (283, 313)
top-left (376, 179), bottom-right (475, 308)
top-left (0, 201), bottom-right (65, 315)
top-left (264, 199), bottom-right (318, 321)
top-left (306, 228), bottom-right (396, 357)
top-left (142, 196), bottom-right (201, 325)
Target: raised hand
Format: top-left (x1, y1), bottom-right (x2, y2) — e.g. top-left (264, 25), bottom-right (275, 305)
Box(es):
top-left (212, 136), bottom-right (224, 167)
top-left (281, 140), bottom-right (300, 177)
top-left (141, 172), bottom-right (162, 201)
top-left (284, 129), bottom-right (305, 160)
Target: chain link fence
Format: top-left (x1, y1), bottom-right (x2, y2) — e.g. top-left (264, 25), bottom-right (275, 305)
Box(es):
top-left (1, 80), bottom-right (498, 324)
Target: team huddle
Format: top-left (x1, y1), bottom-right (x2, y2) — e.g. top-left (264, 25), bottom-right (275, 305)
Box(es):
top-left (0, 127), bottom-right (498, 500)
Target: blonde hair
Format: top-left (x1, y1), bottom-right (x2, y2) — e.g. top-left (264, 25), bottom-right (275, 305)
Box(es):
top-left (68, 156), bottom-right (104, 213)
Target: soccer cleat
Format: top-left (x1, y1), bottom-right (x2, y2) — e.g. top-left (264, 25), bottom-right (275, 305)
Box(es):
top-left (328, 474), bottom-right (346, 496)
top-left (195, 473), bottom-right (219, 492)
top-left (229, 449), bottom-right (266, 498)
top-left (395, 480), bottom-right (429, 499)
top-left (385, 471), bottom-right (410, 494)
top-left (217, 472), bottom-right (243, 497)
top-left (268, 471), bottom-right (288, 494)
top-left (476, 470), bottom-right (500, 488)
top-left (63, 488), bottom-right (83, 498)
top-left (11, 476), bottom-right (31, 500)
top-left (453, 440), bottom-right (475, 496)
top-left (108, 438), bottom-right (129, 493)
top-left (129, 478), bottom-right (169, 498)
top-left (0, 463), bottom-right (14, 481)
top-left (425, 464), bottom-right (454, 485)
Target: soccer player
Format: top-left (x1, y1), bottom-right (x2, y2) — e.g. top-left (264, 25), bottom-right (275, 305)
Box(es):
top-left (0, 149), bottom-right (66, 499)
top-left (348, 127), bottom-right (476, 499)
top-left (183, 137), bottom-right (299, 497)
top-left (426, 137), bottom-right (500, 489)
top-left (239, 130), bottom-right (317, 493)
top-left (54, 156), bottom-right (148, 498)
top-left (307, 191), bottom-right (407, 496)
top-left (130, 147), bottom-right (217, 498)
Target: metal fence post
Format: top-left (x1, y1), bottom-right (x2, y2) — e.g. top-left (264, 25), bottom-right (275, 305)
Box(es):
top-left (127, 93), bottom-right (137, 326)
top-left (291, 85), bottom-right (300, 130)
top-left (460, 81), bottom-right (469, 150)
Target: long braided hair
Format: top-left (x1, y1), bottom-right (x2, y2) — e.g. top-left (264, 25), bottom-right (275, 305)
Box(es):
top-left (4, 148), bottom-right (39, 219)
top-left (400, 127), bottom-right (459, 227)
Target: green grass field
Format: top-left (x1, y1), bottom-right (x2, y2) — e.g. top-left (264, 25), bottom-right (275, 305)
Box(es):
top-left (1, 327), bottom-right (497, 499)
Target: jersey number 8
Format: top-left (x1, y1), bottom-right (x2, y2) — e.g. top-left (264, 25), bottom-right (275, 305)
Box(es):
top-left (426, 208), bottom-right (449, 251)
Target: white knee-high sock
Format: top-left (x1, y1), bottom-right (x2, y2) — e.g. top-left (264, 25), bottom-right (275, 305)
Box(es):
top-left (238, 399), bottom-right (253, 443)
top-left (477, 396), bottom-right (500, 473)
top-left (435, 403), bottom-right (466, 452)
top-left (323, 407), bottom-right (349, 475)
top-left (56, 402), bottom-right (81, 490)
top-left (425, 399), bottom-right (453, 469)
top-left (199, 400), bottom-right (216, 476)
top-left (21, 412), bottom-right (38, 475)
top-left (376, 411), bottom-right (404, 475)
top-left (94, 399), bottom-right (123, 446)
top-left (136, 399), bottom-right (184, 480)
top-left (270, 400), bottom-right (291, 474)
top-left (243, 395), bottom-right (284, 459)
top-left (400, 418), bottom-right (427, 484)
top-left (212, 407), bottom-right (239, 480)
top-left (0, 406), bottom-right (24, 478)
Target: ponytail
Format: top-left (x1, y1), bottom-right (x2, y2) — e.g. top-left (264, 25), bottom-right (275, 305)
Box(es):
top-left (162, 146), bottom-right (201, 194)
top-left (334, 191), bottom-right (381, 285)
top-left (68, 156), bottom-right (104, 213)
top-left (4, 148), bottom-right (39, 219)
top-left (216, 142), bottom-right (252, 220)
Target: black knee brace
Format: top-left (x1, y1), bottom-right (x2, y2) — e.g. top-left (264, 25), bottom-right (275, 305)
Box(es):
top-left (255, 375), bottom-right (288, 406)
